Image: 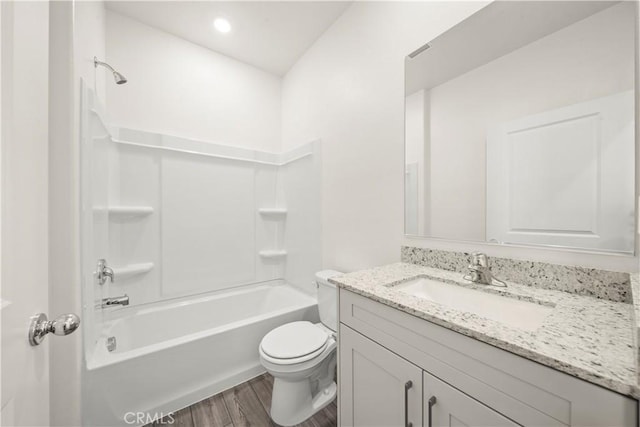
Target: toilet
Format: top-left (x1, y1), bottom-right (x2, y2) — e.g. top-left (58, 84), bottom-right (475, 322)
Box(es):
top-left (259, 270), bottom-right (342, 426)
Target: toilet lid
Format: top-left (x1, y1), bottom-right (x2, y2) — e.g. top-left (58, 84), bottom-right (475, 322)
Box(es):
top-left (260, 321), bottom-right (329, 360)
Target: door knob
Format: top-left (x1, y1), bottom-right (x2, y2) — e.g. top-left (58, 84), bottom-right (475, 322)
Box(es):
top-left (28, 313), bottom-right (80, 346)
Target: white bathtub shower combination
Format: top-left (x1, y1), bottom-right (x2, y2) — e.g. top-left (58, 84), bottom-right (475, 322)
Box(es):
top-left (84, 282), bottom-right (317, 426)
top-left (80, 87), bottom-right (323, 426)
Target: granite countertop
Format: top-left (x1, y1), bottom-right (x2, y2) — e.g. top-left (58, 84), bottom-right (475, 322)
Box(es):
top-left (631, 273), bottom-right (640, 349)
top-left (330, 262), bottom-right (639, 399)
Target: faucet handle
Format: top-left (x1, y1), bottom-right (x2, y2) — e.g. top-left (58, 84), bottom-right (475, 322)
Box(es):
top-left (470, 252), bottom-right (488, 268)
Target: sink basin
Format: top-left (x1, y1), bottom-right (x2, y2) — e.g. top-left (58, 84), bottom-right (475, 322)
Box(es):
top-left (393, 277), bottom-right (553, 332)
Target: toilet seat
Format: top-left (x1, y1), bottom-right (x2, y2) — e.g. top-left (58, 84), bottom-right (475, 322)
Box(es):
top-left (260, 321), bottom-right (329, 365)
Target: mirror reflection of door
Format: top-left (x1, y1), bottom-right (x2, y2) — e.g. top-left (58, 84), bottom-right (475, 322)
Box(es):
top-left (404, 1), bottom-right (636, 254)
top-left (487, 90), bottom-right (634, 252)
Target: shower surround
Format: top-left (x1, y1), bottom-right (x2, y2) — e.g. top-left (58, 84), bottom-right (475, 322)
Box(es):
top-left (80, 85), bottom-right (322, 426)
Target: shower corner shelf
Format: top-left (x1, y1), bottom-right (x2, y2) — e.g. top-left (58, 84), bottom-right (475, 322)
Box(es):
top-left (259, 250), bottom-right (287, 259)
top-left (107, 206), bottom-right (154, 218)
top-left (258, 208), bottom-right (287, 217)
top-left (112, 262), bottom-right (154, 280)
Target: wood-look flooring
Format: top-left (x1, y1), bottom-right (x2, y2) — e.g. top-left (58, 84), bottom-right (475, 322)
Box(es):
top-left (151, 373), bottom-right (337, 427)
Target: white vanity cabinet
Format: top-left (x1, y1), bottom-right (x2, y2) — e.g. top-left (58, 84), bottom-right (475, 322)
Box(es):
top-left (340, 325), bottom-right (514, 427)
top-left (340, 326), bottom-right (422, 427)
top-left (338, 289), bottom-right (638, 427)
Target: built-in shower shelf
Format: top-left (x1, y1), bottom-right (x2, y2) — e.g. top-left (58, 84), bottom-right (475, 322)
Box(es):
top-left (259, 250), bottom-right (287, 259)
top-left (112, 262), bottom-right (154, 280)
top-left (107, 206), bottom-right (154, 218)
top-left (258, 208), bottom-right (287, 217)
top-left (93, 206), bottom-right (154, 218)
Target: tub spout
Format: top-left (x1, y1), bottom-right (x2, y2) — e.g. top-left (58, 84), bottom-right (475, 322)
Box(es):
top-left (101, 295), bottom-right (129, 308)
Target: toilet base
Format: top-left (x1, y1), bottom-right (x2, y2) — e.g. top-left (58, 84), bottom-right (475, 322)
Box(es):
top-left (270, 379), bottom-right (337, 426)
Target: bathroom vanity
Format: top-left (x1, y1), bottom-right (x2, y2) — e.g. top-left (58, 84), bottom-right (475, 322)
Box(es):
top-left (333, 263), bottom-right (639, 427)
top-left (387, 1), bottom-right (640, 423)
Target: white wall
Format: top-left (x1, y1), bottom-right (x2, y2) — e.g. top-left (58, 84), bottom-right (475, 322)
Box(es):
top-left (106, 11), bottom-right (282, 152)
top-left (282, 2), bottom-right (489, 272)
top-left (282, 1), bottom-right (638, 272)
top-left (74, 1), bottom-right (106, 103)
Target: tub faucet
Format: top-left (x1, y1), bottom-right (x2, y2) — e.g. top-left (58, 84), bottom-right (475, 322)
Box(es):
top-left (101, 295), bottom-right (129, 308)
top-left (464, 253), bottom-right (506, 287)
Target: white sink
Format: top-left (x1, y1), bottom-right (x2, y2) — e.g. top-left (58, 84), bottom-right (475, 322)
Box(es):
top-left (393, 277), bottom-right (553, 332)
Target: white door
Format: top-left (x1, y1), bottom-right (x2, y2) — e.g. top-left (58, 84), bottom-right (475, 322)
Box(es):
top-left (486, 90), bottom-right (635, 252)
top-left (1, 2), bottom-right (52, 426)
top-left (340, 325), bottom-right (423, 427)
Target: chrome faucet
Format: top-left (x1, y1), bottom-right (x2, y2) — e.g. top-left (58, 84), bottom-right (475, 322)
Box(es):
top-left (101, 295), bottom-right (129, 308)
top-left (464, 253), bottom-right (506, 287)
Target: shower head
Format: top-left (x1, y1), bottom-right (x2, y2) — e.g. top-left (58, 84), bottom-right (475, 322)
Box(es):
top-left (94, 57), bottom-right (127, 85)
top-left (112, 71), bottom-right (127, 85)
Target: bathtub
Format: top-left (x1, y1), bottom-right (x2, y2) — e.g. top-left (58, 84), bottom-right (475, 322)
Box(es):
top-left (83, 281), bottom-right (318, 426)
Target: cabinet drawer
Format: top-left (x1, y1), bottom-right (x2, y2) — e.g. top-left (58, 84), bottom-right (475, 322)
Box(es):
top-left (339, 289), bottom-right (637, 426)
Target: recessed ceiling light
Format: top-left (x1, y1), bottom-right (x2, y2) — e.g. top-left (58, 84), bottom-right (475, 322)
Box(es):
top-left (213, 17), bottom-right (232, 34)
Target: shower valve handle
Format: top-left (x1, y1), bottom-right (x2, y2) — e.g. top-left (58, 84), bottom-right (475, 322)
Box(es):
top-left (97, 259), bottom-right (115, 285)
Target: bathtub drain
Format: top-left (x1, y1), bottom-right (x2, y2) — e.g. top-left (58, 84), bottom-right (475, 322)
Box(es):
top-left (106, 336), bottom-right (117, 352)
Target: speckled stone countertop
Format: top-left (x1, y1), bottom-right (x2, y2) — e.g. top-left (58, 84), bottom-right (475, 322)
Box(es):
top-left (632, 273), bottom-right (640, 344)
top-left (330, 262), bottom-right (639, 399)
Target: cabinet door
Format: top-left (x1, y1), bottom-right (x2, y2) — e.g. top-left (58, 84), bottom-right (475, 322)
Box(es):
top-left (424, 372), bottom-right (519, 427)
top-left (340, 324), bottom-right (423, 427)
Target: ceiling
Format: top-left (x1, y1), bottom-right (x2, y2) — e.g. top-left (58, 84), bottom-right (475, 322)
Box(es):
top-left (105, 1), bottom-right (352, 76)
top-left (405, 1), bottom-right (616, 95)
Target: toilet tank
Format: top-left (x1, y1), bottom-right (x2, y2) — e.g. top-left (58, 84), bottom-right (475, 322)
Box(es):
top-left (316, 270), bottom-right (342, 332)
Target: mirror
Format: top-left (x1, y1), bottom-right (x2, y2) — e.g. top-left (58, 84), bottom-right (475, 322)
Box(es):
top-left (404, 1), bottom-right (637, 254)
